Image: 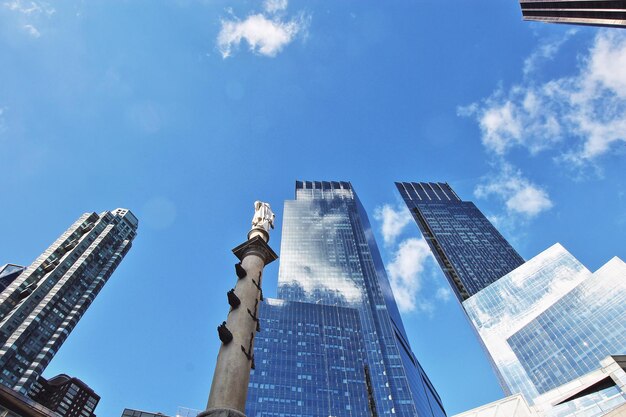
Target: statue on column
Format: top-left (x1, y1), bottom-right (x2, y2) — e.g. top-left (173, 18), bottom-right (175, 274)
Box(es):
top-left (251, 201), bottom-right (275, 233)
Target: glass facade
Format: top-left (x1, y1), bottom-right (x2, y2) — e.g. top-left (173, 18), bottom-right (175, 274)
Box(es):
top-left (463, 241), bottom-right (626, 417)
top-left (451, 394), bottom-right (535, 417)
top-left (508, 257), bottom-right (626, 395)
top-left (549, 385), bottom-right (626, 417)
top-left (462, 243), bottom-right (591, 401)
top-left (247, 181), bottom-right (445, 417)
top-left (247, 298), bottom-right (370, 417)
top-left (396, 182), bottom-right (524, 301)
top-left (0, 208), bottom-right (138, 394)
top-left (396, 180), bottom-right (626, 417)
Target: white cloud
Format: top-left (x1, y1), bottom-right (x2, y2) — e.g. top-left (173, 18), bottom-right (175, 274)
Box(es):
top-left (0, 107), bottom-right (6, 135)
top-left (523, 29), bottom-right (577, 76)
top-left (387, 238), bottom-right (433, 313)
top-left (459, 87), bottom-right (562, 156)
top-left (3, 0), bottom-right (52, 15)
top-left (3, 0), bottom-right (54, 38)
top-left (374, 203), bottom-right (412, 246)
top-left (475, 164), bottom-right (553, 218)
top-left (479, 100), bottom-right (523, 155)
top-left (23, 23), bottom-right (40, 37)
top-left (460, 30), bottom-right (626, 166)
top-left (376, 203), bottom-right (453, 315)
top-left (217, 2), bottom-right (309, 58)
top-left (264, 0), bottom-right (288, 14)
top-left (435, 287), bottom-right (452, 302)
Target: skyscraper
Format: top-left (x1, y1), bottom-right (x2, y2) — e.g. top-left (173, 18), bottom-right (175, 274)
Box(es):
top-left (507, 255), bottom-right (626, 396)
top-left (0, 381), bottom-right (60, 417)
top-left (246, 181), bottom-right (446, 417)
top-left (463, 243), bottom-right (591, 401)
top-left (0, 208), bottom-right (138, 394)
top-left (29, 374), bottom-right (100, 417)
top-left (397, 181), bottom-right (626, 416)
top-left (0, 264), bottom-right (25, 292)
top-left (247, 299), bottom-right (371, 417)
top-left (395, 182), bottom-right (524, 301)
top-left (519, 0), bottom-right (626, 28)
top-left (463, 245), bottom-right (626, 415)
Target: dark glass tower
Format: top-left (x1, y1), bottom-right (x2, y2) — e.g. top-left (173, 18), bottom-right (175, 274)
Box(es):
top-left (0, 209), bottom-right (138, 394)
top-left (396, 182), bottom-right (524, 301)
top-left (246, 181), bottom-right (445, 417)
top-left (519, 0), bottom-right (626, 28)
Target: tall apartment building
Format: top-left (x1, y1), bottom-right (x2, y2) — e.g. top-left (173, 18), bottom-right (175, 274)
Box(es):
top-left (246, 181), bottom-right (446, 417)
top-left (395, 182), bottom-right (524, 301)
top-left (519, 0), bottom-right (626, 28)
top-left (0, 209), bottom-right (138, 394)
top-left (0, 264), bottom-right (25, 292)
top-left (29, 374), bottom-right (100, 417)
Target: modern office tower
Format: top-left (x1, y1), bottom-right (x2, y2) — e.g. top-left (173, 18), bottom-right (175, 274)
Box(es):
top-left (508, 256), bottom-right (626, 395)
top-left (0, 209), bottom-right (138, 394)
top-left (397, 181), bottom-right (626, 416)
top-left (395, 182), bottom-right (524, 301)
top-left (247, 299), bottom-right (371, 417)
top-left (463, 243), bottom-right (591, 401)
top-left (532, 355), bottom-right (626, 417)
top-left (451, 355), bottom-right (626, 417)
top-left (451, 394), bottom-right (536, 417)
top-left (463, 244), bottom-right (626, 415)
top-left (29, 374), bottom-right (100, 417)
top-left (519, 0), bottom-right (626, 28)
top-left (0, 264), bottom-right (25, 292)
top-left (247, 181), bottom-right (446, 417)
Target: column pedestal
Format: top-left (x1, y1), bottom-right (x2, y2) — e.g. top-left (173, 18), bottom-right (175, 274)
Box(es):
top-left (204, 233), bottom-right (277, 417)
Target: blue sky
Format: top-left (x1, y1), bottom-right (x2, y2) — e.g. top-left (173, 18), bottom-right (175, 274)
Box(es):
top-left (1, 1), bottom-right (625, 416)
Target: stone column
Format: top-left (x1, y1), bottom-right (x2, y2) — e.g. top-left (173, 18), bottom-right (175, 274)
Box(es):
top-left (199, 227), bottom-right (277, 417)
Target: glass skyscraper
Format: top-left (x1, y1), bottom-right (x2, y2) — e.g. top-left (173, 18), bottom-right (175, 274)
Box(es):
top-left (463, 246), bottom-right (626, 416)
top-left (247, 299), bottom-right (370, 417)
top-left (397, 181), bottom-right (626, 416)
top-left (462, 243), bottom-right (591, 401)
top-left (507, 256), bottom-right (626, 395)
top-left (0, 208), bottom-right (138, 394)
top-left (396, 182), bottom-right (524, 301)
top-left (246, 181), bottom-right (445, 417)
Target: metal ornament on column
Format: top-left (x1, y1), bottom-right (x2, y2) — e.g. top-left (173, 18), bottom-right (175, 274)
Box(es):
top-left (200, 202), bottom-right (278, 417)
